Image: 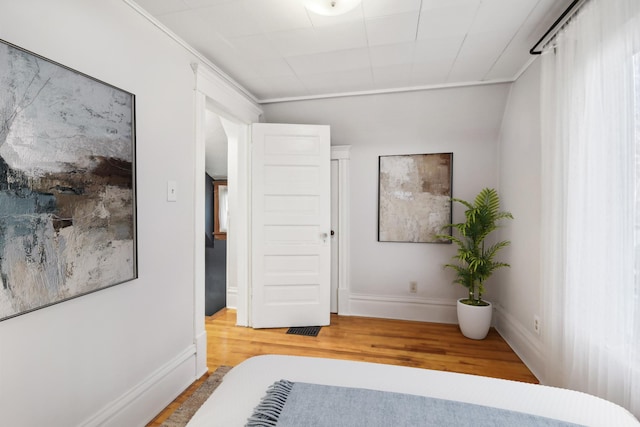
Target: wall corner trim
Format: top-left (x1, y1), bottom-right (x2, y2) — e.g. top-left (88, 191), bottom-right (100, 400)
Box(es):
top-left (194, 331), bottom-right (208, 378)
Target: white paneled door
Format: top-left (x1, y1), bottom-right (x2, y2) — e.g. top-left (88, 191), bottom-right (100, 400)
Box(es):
top-left (251, 123), bottom-right (331, 329)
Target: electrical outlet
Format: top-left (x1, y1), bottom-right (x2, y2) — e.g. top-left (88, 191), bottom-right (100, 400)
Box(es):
top-left (533, 315), bottom-right (541, 335)
top-left (409, 281), bottom-right (418, 293)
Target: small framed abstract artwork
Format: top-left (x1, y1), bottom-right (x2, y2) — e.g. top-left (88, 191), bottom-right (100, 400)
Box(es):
top-left (378, 153), bottom-right (452, 243)
top-left (0, 39), bottom-right (137, 321)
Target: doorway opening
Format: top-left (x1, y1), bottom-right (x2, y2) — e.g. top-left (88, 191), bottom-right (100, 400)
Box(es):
top-left (192, 62), bottom-right (352, 373)
top-left (204, 110), bottom-right (228, 316)
top-left (196, 100), bottom-right (252, 326)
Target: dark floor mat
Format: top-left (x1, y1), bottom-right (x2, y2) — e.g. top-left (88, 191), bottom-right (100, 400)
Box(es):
top-left (286, 326), bottom-right (322, 337)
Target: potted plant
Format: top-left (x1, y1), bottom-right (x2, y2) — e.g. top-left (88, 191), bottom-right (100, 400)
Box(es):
top-left (437, 188), bottom-right (513, 340)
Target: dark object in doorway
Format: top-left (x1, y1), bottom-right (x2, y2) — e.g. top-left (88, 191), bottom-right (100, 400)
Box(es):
top-left (286, 326), bottom-right (322, 337)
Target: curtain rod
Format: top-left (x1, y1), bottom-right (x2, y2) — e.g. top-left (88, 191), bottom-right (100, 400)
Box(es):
top-left (530, 0), bottom-right (588, 55)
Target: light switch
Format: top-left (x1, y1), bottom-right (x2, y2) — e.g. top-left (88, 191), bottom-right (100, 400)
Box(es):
top-left (167, 180), bottom-right (177, 202)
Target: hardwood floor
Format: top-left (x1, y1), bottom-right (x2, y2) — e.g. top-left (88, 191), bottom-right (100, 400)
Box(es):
top-left (147, 308), bottom-right (537, 425)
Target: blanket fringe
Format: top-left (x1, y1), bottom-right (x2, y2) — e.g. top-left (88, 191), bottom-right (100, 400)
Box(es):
top-left (245, 380), bottom-right (294, 427)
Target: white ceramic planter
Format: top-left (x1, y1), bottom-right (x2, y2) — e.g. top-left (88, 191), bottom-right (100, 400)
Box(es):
top-left (457, 298), bottom-right (493, 340)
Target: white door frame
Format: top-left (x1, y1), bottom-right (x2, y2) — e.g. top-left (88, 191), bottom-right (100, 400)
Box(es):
top-left (192, 63), bottom-right (262, 375)
top-left (331, 145), bottom-right (351, 315)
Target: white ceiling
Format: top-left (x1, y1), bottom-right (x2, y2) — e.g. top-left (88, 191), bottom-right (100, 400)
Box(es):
top-left (130, 0), bottom-right (570, 103)
top-left (204, 110), bottom-right (228, 179)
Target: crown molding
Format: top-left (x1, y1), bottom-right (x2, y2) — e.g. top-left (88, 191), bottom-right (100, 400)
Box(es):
top-left (258, 78), bottom-right (515, 104)
top-left (122, 0), bottom-right (258, 105)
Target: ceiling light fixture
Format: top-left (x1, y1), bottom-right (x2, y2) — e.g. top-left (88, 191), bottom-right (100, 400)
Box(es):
top-left (301, 0), bottom-right (362, 16)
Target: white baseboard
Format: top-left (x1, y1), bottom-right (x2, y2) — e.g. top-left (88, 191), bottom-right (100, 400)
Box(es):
top-left (347, 293), bottom-right (458, 324)
top-left (80, 345), bottom-right (197, 427)
top-left (494, 305), bottom-right (545, 382)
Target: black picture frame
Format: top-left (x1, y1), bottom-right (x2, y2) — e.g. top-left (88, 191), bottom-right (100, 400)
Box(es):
top-left (0, 39), bottom-right (137, 321)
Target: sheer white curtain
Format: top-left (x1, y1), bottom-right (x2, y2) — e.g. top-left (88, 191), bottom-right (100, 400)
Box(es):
top-left (540, 0), bottom-right (640, 417)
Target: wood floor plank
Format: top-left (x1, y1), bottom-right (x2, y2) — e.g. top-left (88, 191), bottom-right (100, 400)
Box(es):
top-left (147, 308), bottom-right (537, 425)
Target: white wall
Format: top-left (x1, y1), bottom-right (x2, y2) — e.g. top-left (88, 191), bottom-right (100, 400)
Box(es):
top-left (263, 84), bottom-right (511, 323)
top-left (494, 59), bottom-right (544, 379)
top-left (0, 0), bottom-right (207, 425)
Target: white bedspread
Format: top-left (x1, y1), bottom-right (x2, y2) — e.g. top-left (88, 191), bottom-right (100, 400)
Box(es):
top-left (186, 355), bottom-right (639, 427)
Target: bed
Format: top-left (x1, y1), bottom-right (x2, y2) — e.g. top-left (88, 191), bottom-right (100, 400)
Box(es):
top-left (186, 355), bottom-right (639, 426)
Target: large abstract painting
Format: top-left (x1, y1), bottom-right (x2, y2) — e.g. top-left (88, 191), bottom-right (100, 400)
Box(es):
top-left (0, 40), bottom-right (137, 321)
top-left (378, 153), bottom-right (452, 243)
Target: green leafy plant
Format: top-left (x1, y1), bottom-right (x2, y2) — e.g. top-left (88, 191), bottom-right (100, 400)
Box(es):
top-left (437, 188), bottom-right (513, 306)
